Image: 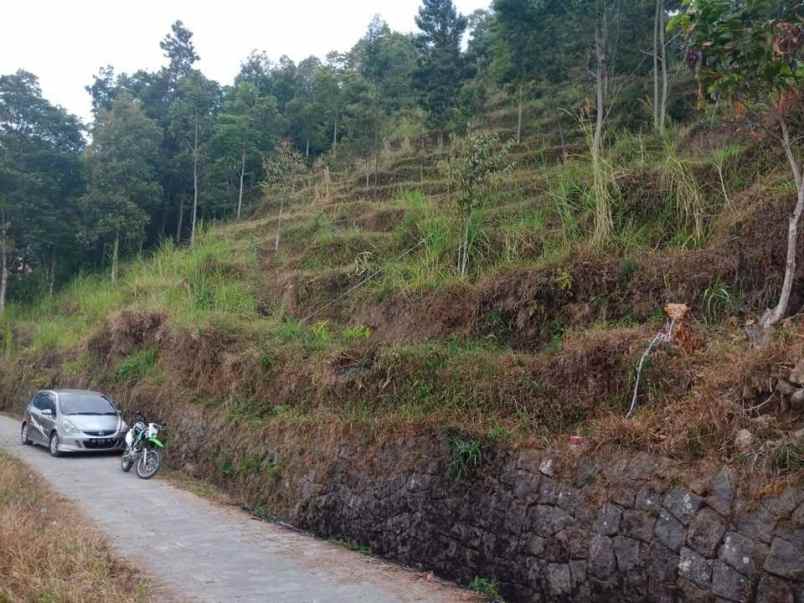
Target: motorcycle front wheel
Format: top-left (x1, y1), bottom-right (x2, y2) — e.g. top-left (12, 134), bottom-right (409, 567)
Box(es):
top-left (136, 448), bottom-right (161, 479)
top-left (121, 450), bottom-right (134, 473)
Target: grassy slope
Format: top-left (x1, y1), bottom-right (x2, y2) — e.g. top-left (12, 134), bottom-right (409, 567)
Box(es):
top-left (1, 83), bottom-right (802, 489)
top-left (0, 451), bottom-right (151, 602)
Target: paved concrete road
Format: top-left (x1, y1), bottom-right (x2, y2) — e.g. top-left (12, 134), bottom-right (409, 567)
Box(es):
top-left (0, 415), bottom-right (477, 603)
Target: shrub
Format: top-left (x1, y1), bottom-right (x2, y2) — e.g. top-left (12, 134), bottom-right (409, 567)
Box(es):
top-left (468, 576), bottom-right (504, 601)
top-left (448, 435), bottom-right (483, 480)
top-left (115, 348), bottom-right (158, 383)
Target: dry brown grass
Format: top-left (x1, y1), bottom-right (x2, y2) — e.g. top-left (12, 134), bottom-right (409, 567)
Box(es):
top-left (0, 452), bottom-right (152, 603)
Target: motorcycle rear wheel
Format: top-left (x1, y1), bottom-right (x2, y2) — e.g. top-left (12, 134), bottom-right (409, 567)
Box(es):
top-left (136, 449), bottom-right (161, 479)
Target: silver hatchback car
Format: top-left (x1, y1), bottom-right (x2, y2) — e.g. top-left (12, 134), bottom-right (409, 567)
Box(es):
top-left (20, 389), bottom-right (127, 456)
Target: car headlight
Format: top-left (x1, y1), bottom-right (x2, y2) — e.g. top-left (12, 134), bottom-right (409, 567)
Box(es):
top-left (62, 419), bottom-right (81, 436)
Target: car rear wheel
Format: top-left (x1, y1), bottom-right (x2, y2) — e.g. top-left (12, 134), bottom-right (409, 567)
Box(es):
top-left (49, 433), bottom-right (62, 457)
top-left (20, 423), bottom-right (32, 446)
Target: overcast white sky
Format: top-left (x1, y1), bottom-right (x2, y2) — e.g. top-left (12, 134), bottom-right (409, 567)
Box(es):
top-left (2, 0), bottom-right (490, 124)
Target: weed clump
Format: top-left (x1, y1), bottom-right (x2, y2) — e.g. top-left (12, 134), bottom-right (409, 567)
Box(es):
top-left (448, 435), bottom-right (483, 480)
top-left (115, 348), bottom-right (159, 383)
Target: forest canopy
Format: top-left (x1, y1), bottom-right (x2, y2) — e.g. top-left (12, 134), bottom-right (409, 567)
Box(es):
top-left (0, 0), bottom-right (799, 313)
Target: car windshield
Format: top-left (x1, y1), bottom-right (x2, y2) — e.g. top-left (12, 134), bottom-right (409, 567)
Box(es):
top-left (59, 393), bottom-right (117, 416)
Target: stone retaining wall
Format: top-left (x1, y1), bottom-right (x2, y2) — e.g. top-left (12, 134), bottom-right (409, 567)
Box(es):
top-left (284, 441), bottom-right (804, 603)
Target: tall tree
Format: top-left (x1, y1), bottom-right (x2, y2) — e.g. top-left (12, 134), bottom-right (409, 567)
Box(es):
top-left (168, 71), bottom-right (220, 245)
top-left (414, 0), bottom-right (469, 139)
top-left (492, 0), bottom-right (542, 143)
top-left (353, 17), bottom-right (418, 114)
top-left (0, 70), bottom-right (85, 309)
top-left (156, 21), bottom-right (203, 243)
top-left (160, 20), bottom-right (200, 80)
top-left (563, 0), bottom-right (635, 244)
top-left (86, 65), bottom-right (118, 118)
top-left (314, 55), bottom-right (348, 154)
top-left (81, 94), bottom-right (162, 282)
top-left (672, 0), bottom-right (804, 333)
top-left (341, 73), bottom-right (385, 186)
top-left (287, 57), bottom-right (323, 157)
top-left (213, 82), bottom-right (283, 219)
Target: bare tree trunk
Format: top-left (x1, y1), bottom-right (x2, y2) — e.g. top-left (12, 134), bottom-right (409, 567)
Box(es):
top-left (176, 196), bottom-right (184, 243)
top-left (593, 18), bottom-right (607, 163)
top-left (760, 115), bottom-right (804, 331)
top-left (305, 138), bottom-right (310, 159)
top-left (516, 83), bottom-right (524, 144)
top-left (190, 116), bottom-right (200, 247)
top-left (48, 254), bottom-right (56, 297)
top-left (237, 144), bottom-right (246, 220)
top-left (332, 117), bottom-right (338, 153)
top-left (0, 216), bottom-right (8, 317)
top-left (592, 12), bottom-right (613, 244)
top-left (659, 0), bottom-right (669, 133)
top-left (460, 211), bottom-right (472, 278)
top-left (111, 232), bottom-right (120, 284)
top-left (653, 0), bottom-right (661, 132)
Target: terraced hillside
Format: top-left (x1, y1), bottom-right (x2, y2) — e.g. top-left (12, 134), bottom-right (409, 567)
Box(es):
top-left (2, 90), bottom-right (804, 601)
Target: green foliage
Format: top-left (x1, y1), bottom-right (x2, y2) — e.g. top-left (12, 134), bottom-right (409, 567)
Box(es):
top-left (448, 435), bottom-right (483, 480)
top-left (0, 318), bottom-right (12, 359)
top-left (468, 576), bottom-right (504, 601)
top-left (310, 321), bottom-right (333, 345)
top-left (659, 136), bottom-right (707, 242)
top-left (710, 144), bottom-right (744, 207)
top-left (353, 16), bottom-right (419, 115)
top-left (330, 538), bottom-right (372, 556)
top-left (0, 70), bottom-right (85, 303)
top-left (487, 424), bottom-right (513, 442)
top-left (343, 325), bottom-right (372, 341)
top-left (414, 0), bottom-right (469, 130)
top-left (446, 132), bottom-right (515, 276)
top-left (772, 440), bottom-right (804, 474)
top-left (670, 0), bottom-right (803, 106)
top-left (702, 281), bottom-right (741, 326)
top-left (82, 93), bottom-right (163, 276)
top-left (212, 81), bottom-right (285, 216)
top-left (547, 162), bottom-right (588, 246)
top-left (449, 133), bottom-right (515, 216)
top-left (115, 348), bottom-right (159, 383)
top-left (376, 192), bottom-right (459, 292)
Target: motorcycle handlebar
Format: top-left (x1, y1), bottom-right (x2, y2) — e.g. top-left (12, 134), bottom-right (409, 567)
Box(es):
top-left (127, 413), bottom-right (166, 428)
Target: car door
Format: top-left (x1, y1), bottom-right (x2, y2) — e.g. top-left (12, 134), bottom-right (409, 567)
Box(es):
top-left (28, 393), bottom-right (49, 444)
top-left (38, 393), bottom-right (57, 442)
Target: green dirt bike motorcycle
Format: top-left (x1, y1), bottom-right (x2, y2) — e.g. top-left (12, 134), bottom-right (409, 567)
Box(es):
top-left (121, 414), bottom-right (166, 479)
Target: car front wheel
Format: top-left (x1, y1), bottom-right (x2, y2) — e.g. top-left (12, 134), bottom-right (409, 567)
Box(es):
top-left (20, 423), bottom-right (32, 446)
top-left (49, 433), bottom-right (62, 457)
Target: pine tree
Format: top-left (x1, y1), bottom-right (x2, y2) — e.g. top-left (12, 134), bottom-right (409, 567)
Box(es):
top-left (414, 0), bottom-right (468, 136)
